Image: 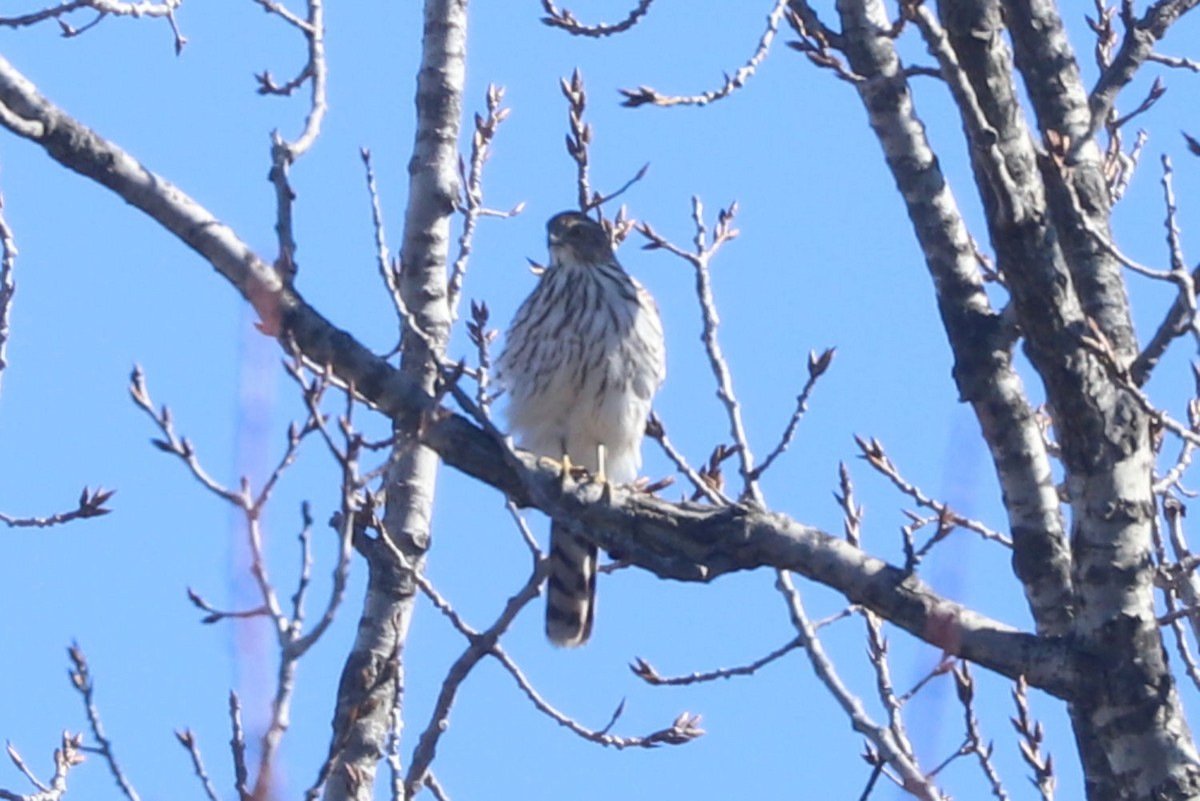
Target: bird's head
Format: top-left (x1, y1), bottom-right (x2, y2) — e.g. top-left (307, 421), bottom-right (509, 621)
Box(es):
top-left (546, 211), bottom-right (613, 267)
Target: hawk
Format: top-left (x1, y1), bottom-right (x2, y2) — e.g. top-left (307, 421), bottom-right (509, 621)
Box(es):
top-left (496, 211), bottom-right (666, 646)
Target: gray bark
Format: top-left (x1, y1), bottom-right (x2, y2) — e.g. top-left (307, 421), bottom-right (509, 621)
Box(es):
top-left (1001, 3), bottom-right (1199, 797)
top-left (833, 0), bottom-right (1200, 796)
top-left (832, 0), bottom-right (1075, 639)
top-left (321, 2), bottom-right (464, 799)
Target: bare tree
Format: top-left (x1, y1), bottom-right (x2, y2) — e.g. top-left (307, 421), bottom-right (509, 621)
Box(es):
top-left (2, 1), bottom-right (1200, 800)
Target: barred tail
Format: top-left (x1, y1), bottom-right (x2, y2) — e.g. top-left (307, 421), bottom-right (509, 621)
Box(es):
top-left (545, 521), bottom-right (597, 647)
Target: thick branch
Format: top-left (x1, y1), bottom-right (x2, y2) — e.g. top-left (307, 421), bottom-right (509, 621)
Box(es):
top-left (932, 0), bottom-right (1076, 636)
top-left (999, 3), bottom-right (1199, 798)
top-left (1003, 0), bottom-right (1134, 360)
top-left (321, 0), bottom-right (464, 799)
top-left (0, 42), bottom-right (1079, 703)
top-left (833, 0), bottom-right (1073, 636)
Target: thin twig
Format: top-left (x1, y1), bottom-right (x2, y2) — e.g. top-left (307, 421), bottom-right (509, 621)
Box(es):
top-left (282, 374), bottom-right (366, 658)
top-left (0, 487), bottom-right (114, 528)
top-left (952, 662), bottom-right (1012, 800)
top-left (896, 654), bottom-right (956, 706)
top-left (175, 730), bottom-right (223, 801)
top-left (257, 0), bottom-right (327, 279)
top-left (229, 692), bottom-right (249, 801)
top-left (361, 148), bottom-right (404, 320)
top-left (774, 572), bottom-right (944, 800)
top-left (1110, 77), bottom-right (1166, 131)
top-left (393, 519), bottom-right (697, 795)
top-left (630, 607), bottom-right (857, 686)
top-left (248, 397), bottom-right (359, 799)
top-left (645, 412), bottom-right (734, 505)
top-left (639, 201), bottom-right (761, 504)
top-left (585, 165), bottom-right (649, 213)
top-left (750, 347), bottom-right (835, 480)
top-left (1109, 128), bottom-right (1148, 202)
top-left (1128, 151), bottom-right (1200, 386)
top-left (562, 70), bottom-right (593, 211)
top-left (1163, 496), bottom-right (1200, 647)
top-left (0, 733), bottom-right (84, 801)
top-left (1089, 155), bottom-right (1200, 385)
top-left (449, 84), bottom-right (520, 322)
top-left (784, 6), bottom-right (862, 83)
top-left (540, 0), bottom-right (653, 36)
top-left (863, 612), bottom-right (918, 764)
top-left (631, 637), bottom-right (804, 686)
top-left (855, 436), bottom-right (1011, 547)
top-left (186, 587), bottom-right (270, 625)
top-left (66, 645), bottom-right (140, 801)
top-left (289, 501), bottom-right (316, 630)
top-left (504, 500), bottom-right (542, 562)
top-left (496, 641), bottom-right (704, 748)
top-left (466, 300), bottom-right (497, 414)
top-left (0, 0), bottom-right (185, 50)
top-left (834, 461), bottom-right (864, 546)
top-left (0, 193), bottom-right (16, 396)
top-left (395, 533), bottom-right (546, 794)
top-left (268, 132), bottom-right (300, 279)
top-left (619, 0), bottom-right (789, 108)
top-left (1149, 153), bottom-right (1200, 363)
top-left (133, 360), bottom-right (355, 798)
top-left (1147, 52), bottom-right (1200, 72)
top-left (4, 744), bottom-right (49, 796)
top-left (250, 0), bottom-right (311, 31)
top-left (424, 772), bottom-right (452, 801)
top-left (256, 0), bottom-right (327, 158)
top-left (1151, 500), bottom-right (1200, 693)
top-left (1011, 676), bottom-right (1055, 800)
top-left (129, 365), bottom-right (246, 505)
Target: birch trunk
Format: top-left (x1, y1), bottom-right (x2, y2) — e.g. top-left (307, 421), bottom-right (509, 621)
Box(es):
top-left (321, 2), bottom-right (464, 799)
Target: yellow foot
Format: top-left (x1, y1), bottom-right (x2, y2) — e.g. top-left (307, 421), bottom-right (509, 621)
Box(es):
top-left (554, 453), bottom-right (589, 482)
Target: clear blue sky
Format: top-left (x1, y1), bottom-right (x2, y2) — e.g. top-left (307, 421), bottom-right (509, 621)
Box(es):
top-left (2, 3), bottom-right (1200, 799)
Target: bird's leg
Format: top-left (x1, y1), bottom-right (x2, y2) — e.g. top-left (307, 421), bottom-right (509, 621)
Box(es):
top-left (596, 443), bottom-right (615, 504)
top-left (557, 437), bottom-right (574, 487)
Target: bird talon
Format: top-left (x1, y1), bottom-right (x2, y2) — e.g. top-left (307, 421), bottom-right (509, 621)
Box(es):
top-left (558, 453), bottom-right (575, 485)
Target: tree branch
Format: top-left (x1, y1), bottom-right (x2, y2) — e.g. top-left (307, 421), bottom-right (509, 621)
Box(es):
top-left (1087, 0), bottom-right (1200, 145)
top-left (539, 0), bottom-right (654, 37)
top-left (837, 0), bottom-right (1075, 637)
top-left (0, 43), bottom-right (1082, 705)
top-left (618, 0), bottom-right (789, 108)
top-left (321, 0), bottom-right (464, 797)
